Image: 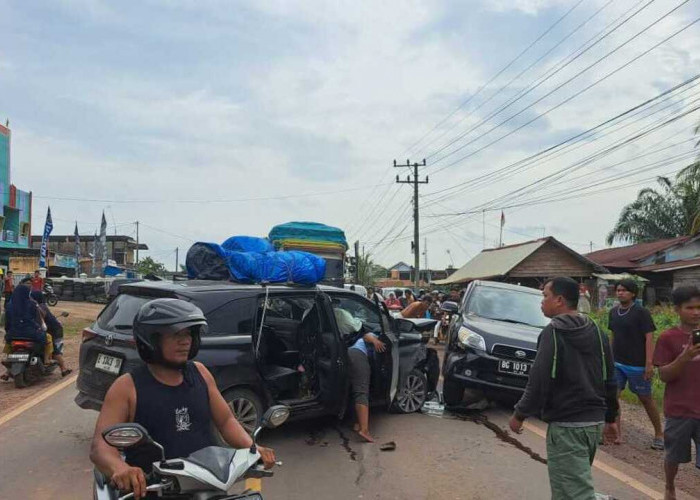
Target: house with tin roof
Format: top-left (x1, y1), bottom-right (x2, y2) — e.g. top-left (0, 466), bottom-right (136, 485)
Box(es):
top-left (586, 235), bottom-right (700, 303)
top-left (433, 237), bottom-right (606, 288)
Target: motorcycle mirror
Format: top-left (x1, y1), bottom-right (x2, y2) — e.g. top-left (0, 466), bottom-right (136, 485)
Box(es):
top-left (102, 423), bottom-right (150, 449)
top-left (261, 405), bottom-right (290, 429)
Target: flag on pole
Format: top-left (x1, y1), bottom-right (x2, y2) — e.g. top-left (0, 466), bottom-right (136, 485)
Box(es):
top-left (38, 207), bottom-right (54, 268)
top-left (99, 212), bottom-right (108, 272)
top-left (500, 211), bottom-right (505, 228)
top-left (74, 222), bottom-right (81, 276)
top-left (91, 231), bottom-right (97, 276)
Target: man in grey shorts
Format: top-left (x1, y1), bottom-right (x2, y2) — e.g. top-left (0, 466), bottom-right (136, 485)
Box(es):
top-left (653, 286), bottom-right (700, 500)
top-left (333, 305), bottom-right (386, 443)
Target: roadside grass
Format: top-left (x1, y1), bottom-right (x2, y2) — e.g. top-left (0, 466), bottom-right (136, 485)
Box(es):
top-left (63, 318), bottom-right (94, 338)
top-left (590, 306), bottom-right (678, 411)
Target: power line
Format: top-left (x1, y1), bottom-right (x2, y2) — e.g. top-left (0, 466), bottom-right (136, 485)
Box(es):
top-left (427, 1), bottom-right (696, 176)
top-left (403, 0), bottom-right (589, 159)
top-left (422, 0), bottom-right (656, 166)
top-left (422, 76), bottom-right (700, 206)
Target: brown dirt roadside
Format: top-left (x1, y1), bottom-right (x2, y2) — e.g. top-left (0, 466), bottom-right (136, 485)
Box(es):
top-left (600, 400), bottom-right (699, 498)
top-left (0, 301), bottom-right (104, 419)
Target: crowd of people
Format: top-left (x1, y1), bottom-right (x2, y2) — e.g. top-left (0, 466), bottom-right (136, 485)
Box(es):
top-left (0, 270), bottom-right (71, 382)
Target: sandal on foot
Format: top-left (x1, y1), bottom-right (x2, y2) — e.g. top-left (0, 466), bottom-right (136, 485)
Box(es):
top-left (651, 437), bottom-right (664, 450)
top-left (0, 374), bottom-right (9, 382)
top-left (61, 369), bottom-right (73, 378)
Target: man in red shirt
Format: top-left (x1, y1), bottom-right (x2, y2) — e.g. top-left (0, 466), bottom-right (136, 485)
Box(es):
top-left (653, 286), bottom-right (700, 500)
top-left (31, 270), bottom-right (44, 292)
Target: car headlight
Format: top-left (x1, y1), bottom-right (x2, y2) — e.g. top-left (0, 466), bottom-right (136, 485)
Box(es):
top-left (457, 326), bottom-right (486, 351)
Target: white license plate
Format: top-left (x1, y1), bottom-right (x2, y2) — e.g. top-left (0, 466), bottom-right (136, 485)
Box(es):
top-left (498, 359), bottom-right (532, 376)
top-left (5, 353), bottom-right (29, 362)
top-left (95, 353), bottom-right (122, 375)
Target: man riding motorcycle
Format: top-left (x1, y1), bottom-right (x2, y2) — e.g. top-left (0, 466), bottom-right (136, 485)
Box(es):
top-left (89, 298), bottom-right (276, 499)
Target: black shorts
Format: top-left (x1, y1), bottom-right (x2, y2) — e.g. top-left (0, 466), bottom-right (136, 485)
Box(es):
top-left (664, 417), bottom-right (700, 468)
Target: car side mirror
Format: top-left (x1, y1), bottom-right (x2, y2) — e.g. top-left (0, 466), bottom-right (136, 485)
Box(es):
top-left (440, 301), bottom-right (459, 314)
top-left (395, 318), bottom-right (415, 334)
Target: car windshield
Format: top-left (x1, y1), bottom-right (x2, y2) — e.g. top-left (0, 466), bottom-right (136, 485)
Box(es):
top-left (467, 286), bottom-right (548, 328)
top-left (97, 294), bottom-right (154, 333)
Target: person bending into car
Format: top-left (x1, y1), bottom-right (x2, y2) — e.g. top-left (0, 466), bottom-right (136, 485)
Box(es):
top-left (333, 305), bottom-right (386, 443)
top-left (90, 298), bottom-right (276, 499)
top-left (509, 277), bottom-right (619, 500)
top-left (400, 295), bottom-right (432, 319)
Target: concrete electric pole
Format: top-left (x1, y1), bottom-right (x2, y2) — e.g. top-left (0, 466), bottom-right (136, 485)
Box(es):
top-left (395, 159), bottom-right (428, 290)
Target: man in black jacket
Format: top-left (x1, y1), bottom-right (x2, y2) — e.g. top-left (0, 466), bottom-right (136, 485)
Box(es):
top-left (509, 277), bottom-right (619, 500)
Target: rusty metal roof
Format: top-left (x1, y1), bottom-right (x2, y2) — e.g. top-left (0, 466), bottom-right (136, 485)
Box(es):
top-left (633, 256), bottom-right (700, 273)
top-left (584, 236), bottom-right (690, 269)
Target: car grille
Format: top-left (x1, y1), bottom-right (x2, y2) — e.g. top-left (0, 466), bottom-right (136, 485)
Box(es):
top-left (491, 344), bottom-right (537, 362)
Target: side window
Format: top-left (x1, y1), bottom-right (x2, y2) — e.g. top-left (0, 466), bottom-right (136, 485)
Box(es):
top-left (206, 297), bottom-right (257, 336)
top-left (331, 294), bottom-right (381, 336)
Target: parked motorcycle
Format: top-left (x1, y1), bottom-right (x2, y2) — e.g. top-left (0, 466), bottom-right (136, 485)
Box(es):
top-left (44, 283), bottom-right (58, 307)
top-left (93, 405), bottom-right (289, 500)
top-left (1, 339), bottom-right (57, 388)
top-left (436, 301), bottom-right (459, 345)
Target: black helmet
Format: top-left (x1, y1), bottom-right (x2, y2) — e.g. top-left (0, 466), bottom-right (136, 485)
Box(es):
top-left (133, 298), bottom-right (207, 365)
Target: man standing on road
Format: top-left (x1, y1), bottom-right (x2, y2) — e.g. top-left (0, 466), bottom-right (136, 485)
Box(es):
top-left (652, 286), bottom-right (700, 500)
top-left (509, 277), bottom-right (619, 500)
top-left (608, 279), bottom-right (663, 449)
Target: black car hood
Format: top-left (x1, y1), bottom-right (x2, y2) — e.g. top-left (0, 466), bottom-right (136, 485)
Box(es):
top-left (463, 314), bottom-right (542, 349)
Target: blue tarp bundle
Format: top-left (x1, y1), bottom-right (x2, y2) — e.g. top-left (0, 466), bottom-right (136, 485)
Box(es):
top-left (186, 240), bottom-right (326, 285)
top-left (222, 236), bottom-right (274, 253)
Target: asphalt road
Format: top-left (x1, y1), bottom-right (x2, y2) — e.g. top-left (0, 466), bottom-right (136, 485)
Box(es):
top-left (0, 382), bottom-right (693, 500)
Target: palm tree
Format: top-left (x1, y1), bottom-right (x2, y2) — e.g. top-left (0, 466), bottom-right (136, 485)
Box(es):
top-left (606, 164), bottom-right (700, 245)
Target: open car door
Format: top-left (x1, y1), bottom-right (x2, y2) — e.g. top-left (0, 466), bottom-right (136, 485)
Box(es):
top-left (374, 297), bottom-right (400, 406)
top-left (314, 292), bottom-right (350, 418)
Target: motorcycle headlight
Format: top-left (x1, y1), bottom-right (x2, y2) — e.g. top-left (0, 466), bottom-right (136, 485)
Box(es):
top-left (457, 326), bottom-right (486, 351)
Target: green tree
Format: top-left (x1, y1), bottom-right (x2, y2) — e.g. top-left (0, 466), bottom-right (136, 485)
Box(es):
top-left (356, 253), bottom-right (387, 287)
top-left (136, 256), bottom-right (168, 276)
top-left (606, 163), bottom-right (700, 245)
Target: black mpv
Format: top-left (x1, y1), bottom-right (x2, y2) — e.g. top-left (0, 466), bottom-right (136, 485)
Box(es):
top-left (76, 280), bottom-right (439, 435)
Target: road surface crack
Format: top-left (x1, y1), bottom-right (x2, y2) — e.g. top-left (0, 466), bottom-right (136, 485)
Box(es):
top-left (454, 411), bottom-right (547, 465)
top-left (333, 425), bottom-right (357, 461)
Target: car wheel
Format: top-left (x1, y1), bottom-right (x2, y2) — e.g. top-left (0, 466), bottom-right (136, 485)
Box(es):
top-left (442, 378), bottom-right (464, 407)
top-left (392, 369), bottom-right (428, 414)
top-left (213, 388), bottom-right (264, 445)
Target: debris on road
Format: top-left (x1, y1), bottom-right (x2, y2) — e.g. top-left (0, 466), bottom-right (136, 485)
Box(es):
top-left (379, 441), bottom-right (396, 452)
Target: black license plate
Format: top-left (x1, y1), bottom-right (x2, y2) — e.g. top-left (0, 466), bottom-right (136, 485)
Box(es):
top-left (498, 359), bottom-right (532, 376)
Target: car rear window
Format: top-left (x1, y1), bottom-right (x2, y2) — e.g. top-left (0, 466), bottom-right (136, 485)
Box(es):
top-left (97, 294), bottom-right (153, 333)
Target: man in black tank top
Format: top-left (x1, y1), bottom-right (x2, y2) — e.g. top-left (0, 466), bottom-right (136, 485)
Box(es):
top-left (89, 299), bottom-right (276, 499)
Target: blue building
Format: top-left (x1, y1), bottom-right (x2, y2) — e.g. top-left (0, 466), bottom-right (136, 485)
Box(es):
top-left (0, 124), bottom-right (36, 272)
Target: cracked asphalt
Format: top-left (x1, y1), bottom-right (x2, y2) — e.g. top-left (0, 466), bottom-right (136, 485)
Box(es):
top-left (0, 383), bottom-right (691, 499)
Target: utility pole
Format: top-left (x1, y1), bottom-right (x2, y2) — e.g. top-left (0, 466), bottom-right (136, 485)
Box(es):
top-left (395, 159), bottom-right (428, 290)
top-left (135, 221), bottom-right (140, 265)
top-left (423, 237), bottom-right (431, 285)
top-left (482, 210), bottom-right (486, 249)
top-left (590, 241), bottom-right (593, 253)
top-left (175, 247), bottom-right (179, 272)
top-left (353, 240), bottom-right (360, 284)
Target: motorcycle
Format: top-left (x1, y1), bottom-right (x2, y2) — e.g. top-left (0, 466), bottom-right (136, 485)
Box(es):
top-left (93, 405), bottom-right (289, 500)
top-left (44, 283), bottom-right (58, 307)
top-left (1, 338), bottom-right (57, 388)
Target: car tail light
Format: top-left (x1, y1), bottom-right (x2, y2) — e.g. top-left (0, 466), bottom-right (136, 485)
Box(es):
top-left (82, 328), bottom-right (97, 343)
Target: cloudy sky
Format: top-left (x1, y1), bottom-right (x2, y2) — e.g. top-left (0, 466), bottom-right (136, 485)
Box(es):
top-left (1, 0), bottom-right (699, 270)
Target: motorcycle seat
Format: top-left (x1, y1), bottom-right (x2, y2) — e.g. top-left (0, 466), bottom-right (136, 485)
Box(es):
top-left (186, 446), bottom-right (237, 484)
